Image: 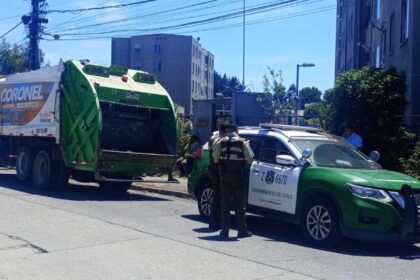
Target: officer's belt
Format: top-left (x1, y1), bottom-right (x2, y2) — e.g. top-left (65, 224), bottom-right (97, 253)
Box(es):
top-left (220, 157), bottom-right (245, 161)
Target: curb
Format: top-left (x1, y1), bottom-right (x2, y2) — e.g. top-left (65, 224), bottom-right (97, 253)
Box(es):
top-left (130, 184), bottom-right (193, 200)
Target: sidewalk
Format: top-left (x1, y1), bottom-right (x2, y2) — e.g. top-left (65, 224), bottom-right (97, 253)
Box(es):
top-left (131, 176), bottom-right (192, 199)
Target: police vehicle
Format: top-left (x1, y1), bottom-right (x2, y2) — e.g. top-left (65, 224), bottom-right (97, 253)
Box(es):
top-left (187, 124), bottom-right (420, 245)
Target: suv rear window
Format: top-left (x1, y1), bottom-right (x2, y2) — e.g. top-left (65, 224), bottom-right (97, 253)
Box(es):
top-left (240, 135), bottom-right (263, 161)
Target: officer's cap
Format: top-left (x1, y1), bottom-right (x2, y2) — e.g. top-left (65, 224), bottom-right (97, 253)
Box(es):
top-left (226, 123), bottom-right (238, 133)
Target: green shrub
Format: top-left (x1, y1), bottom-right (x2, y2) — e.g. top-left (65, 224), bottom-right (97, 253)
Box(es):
top-left (400, 142), bottom-right (420, 179)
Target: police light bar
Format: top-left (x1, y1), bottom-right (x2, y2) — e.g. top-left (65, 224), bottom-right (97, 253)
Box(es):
top-left (259, 123), bottom-right (321, 133)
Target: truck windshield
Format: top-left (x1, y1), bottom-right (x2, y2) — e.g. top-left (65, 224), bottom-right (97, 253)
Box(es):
top-left (291, 138), bottom-right (381, 169)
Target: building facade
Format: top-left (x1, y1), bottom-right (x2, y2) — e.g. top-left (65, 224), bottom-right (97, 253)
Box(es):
top-left (335, 0), bottom-right (420, 128)
top-left (111, 34), bottom-right (214, 115)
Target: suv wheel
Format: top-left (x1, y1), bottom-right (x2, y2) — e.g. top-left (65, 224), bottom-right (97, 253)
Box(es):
top-left (302, 197), bottom-right (341, 246)
top-left (197, 182), bottom-right (214, 219)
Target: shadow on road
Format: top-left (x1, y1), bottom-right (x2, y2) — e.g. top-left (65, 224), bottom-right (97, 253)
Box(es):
top-left (183, 213), bottom-right (420, 259)
top-left (0, 173), bottom-right (169, 202)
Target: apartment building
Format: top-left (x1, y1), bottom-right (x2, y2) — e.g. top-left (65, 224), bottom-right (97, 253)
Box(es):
top-left (111, 34), bottom-right (215, 115)
top-left (335, 0), bottom-right (420, 128)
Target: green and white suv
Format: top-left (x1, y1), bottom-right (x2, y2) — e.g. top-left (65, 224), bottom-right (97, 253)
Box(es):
top-left (188, 124), bottom-right (420, 245)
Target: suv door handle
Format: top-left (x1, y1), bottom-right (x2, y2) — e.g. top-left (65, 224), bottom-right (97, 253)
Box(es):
top-left (253, 169), bottom-right (260, 174)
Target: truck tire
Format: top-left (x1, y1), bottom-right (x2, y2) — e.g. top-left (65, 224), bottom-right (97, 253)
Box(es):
top-left (301, 197), bottom-right (342, 246)
top-left (99, 181), bottom-right (132, 193)
top-left (32, 150), bottom-right (54, 191)
top-left (16, 147), bottom-right (34, 182)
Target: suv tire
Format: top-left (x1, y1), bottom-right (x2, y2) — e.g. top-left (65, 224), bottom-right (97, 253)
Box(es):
top-left (301, 197), bottom-right (342, 246)
top-left (197, 181), bottom-right (214, 219)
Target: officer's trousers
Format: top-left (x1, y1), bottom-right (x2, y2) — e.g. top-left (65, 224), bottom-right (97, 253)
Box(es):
top-left (208, 166), bottom-right (221, 227)
top-left (220, 171), bottom-right (247, 233)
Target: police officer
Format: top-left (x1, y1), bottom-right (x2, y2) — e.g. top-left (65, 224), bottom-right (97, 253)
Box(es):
top-left (207, 124), bottom-right (228, 231)
top-left (213, 124), bottom-right (254, 238)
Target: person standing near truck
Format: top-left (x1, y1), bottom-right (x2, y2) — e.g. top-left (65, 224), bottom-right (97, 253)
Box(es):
top-left (213, 124), bottom-right (254, 239)
top-left (207, 124), bottom-right (228, 231)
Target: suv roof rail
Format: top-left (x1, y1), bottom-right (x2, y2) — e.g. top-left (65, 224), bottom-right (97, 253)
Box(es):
top-left (259, 123), bottom-right (322, 133)
top-left (238, 126), bottom-right (261, 130)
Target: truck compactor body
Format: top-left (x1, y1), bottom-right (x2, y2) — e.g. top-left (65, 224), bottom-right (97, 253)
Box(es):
top-left (0, 60), bottom-right (178, 191)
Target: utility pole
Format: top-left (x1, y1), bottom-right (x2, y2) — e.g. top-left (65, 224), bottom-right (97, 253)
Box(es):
top-left (242, 0), bottom-right (245, 89)
top-left (23, 0), bottom-right (48, 70)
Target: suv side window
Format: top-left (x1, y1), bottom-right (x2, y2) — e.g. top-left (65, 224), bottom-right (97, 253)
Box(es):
top-left (261, 137), bottom-right (292, 164)
top-left (240, 135), bottom-right (263, 161)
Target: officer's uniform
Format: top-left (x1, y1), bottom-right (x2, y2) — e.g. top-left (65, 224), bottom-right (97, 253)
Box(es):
top-left (208, 134), bottom-right (221, 230)
top-left (213, 132), bottom-right (254, 238)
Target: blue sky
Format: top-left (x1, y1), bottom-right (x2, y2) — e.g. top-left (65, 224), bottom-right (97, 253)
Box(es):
top-left (0, 0), bottom-right (336, 93)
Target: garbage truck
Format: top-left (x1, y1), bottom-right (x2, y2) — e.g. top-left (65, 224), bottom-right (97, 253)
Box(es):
top-left (0, 60), bottom-right (178, 192)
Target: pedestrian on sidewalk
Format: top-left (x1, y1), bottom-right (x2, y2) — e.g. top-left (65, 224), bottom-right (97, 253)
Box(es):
top-left (213, 124), bottom-right (254, 239)
top-left (343, 124), bottom-right (363, 149)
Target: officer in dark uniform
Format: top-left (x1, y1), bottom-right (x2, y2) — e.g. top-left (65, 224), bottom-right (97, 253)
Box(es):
top-left (213, 124), bottom-right (254, 238)
top-left (207, 124), bottom-right (228, 231)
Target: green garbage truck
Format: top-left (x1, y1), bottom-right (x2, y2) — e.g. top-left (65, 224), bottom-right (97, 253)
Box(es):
top-left (0, 60), bottom-right (178, 192)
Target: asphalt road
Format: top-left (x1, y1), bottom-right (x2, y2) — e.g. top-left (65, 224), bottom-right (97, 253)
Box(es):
top-left (0, 172), bottom-right (419, 280)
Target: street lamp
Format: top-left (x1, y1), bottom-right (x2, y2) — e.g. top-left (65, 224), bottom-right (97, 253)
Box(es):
top-left (295, 62), bottom-right (316, 124)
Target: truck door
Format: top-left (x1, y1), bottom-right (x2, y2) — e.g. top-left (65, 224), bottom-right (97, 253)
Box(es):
top-left (248, 137), bottom-right (301, 215)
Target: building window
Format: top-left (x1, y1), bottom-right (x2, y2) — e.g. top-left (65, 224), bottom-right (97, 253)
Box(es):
top-left (389, 12), bottom-right (395, 53)
top-left (382, 27), bottom-right (387, 55)
top-left (153, 61), bottom-right (161, 72)
top-left (133, 62), bottom-right (141, 70)
top-left (154, 43), bottom-right (161, 54)
top-left (192, 62), bottom-right (195, 75)
top-left (348, 13), bottom-right (353, 41)
top-left (375, 45), bottom-right (381, 67)
top-left (401, 0), bottom-right (409, 43)
top-left (375, 0), bottom-right (381, 20)
top-left (133, 44), bottom-right (141, 54)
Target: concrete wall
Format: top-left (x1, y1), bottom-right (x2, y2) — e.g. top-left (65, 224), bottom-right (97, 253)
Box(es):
top-left (231, 92), bottom-right (272, 126)
top-left (192, 93), bottom-right (272, 143)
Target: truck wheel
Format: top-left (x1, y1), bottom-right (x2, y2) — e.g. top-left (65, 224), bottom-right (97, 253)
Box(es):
top-left (16, 147), bottom-right (34, 182)
top-left (32, 150), bottom-right (53, 191)
top-left (197, 181), bottom-right (214, 219)
top-left (301, 197), bottom-right (342, 246)
top-left (99, 181), bottom-right (132, 193)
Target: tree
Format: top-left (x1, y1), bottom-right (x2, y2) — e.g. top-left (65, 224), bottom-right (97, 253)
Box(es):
top-left (262, 67), bottom-right (286, 100)
top-left (327, 66), bottom-right (413, 169)
top-left (0, 39), bottom-right (45, 75)
top-left (261, 67), bottom-right (293, 123)
top-left (304, 102), bottom-right (331, 130)
top-left (0, 40), bottom-right (28, 75)
top-left (400, 141), bottom-right (420, 179)
top-left (213, 71), bottom-right (245, 97)
top-left (299, 86), bottom-right (322, 108)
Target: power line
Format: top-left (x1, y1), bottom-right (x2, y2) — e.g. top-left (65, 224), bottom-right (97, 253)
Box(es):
top-left (48, 0), bottom-right (220, 33)
top-left (42, 4), bottom-right (334, 41)
top-left (47, 0), bottom-right (157, 14)
top-left (0, 22), bottom-right (23, 39)
top-left (0, 15), bottom-right (24, 22)
top-left (50, 0), bottom-right (306, 36)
